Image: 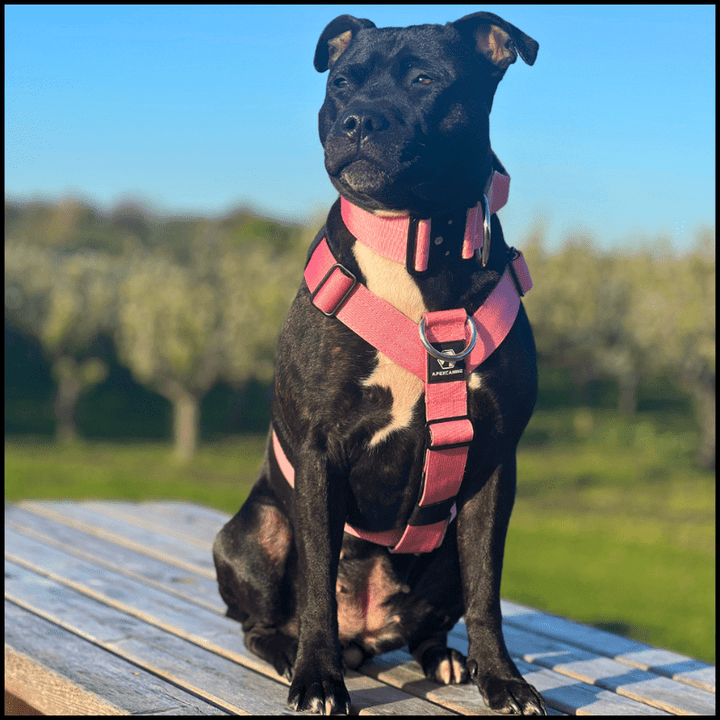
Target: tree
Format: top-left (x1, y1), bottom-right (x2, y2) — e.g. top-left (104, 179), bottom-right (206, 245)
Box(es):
top-left (5, 242), bottom-right (114, 441)
top-left (522, 233), bottom-right (643, 409)
top-left (114, 226), bottom-right (303, 461)
top-left (523, 227), bottom-right (715, 467)
top-left (624, 232), bottom-right (715, 468)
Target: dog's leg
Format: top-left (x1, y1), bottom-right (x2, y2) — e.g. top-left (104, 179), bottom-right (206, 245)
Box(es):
top-left (213, 480), bottom-right (298, 679)
top-left (287, 446), bottom-right (351, 715)
top-left (457, 455), bottom-right (546, 715)
top-left (405, 533), bottom-right (468, 685)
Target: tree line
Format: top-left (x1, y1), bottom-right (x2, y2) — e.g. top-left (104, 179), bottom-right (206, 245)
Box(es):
top-left (5, 198), bottom-right (715, 468)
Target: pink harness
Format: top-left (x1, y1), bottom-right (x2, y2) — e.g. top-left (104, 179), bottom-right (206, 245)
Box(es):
top-left (272, 169), bottom-right (532, 554)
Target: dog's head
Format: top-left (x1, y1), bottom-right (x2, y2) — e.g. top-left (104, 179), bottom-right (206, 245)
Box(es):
top-left (315, 12), bottom-right (538, 215)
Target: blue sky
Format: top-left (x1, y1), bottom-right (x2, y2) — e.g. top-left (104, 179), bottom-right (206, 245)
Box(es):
top-left (5, 4), bottom-right (715, 251)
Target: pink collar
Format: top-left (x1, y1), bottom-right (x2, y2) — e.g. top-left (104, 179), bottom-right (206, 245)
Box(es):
top-left (340, 169), bottom-right (510, 272)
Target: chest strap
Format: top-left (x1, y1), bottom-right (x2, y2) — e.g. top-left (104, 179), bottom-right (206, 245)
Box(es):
top-left (305, 237), bottom-right (531, 379)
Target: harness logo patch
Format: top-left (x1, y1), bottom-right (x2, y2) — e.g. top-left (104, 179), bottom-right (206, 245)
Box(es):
top-left (427, 340), bottom-right (466, 384)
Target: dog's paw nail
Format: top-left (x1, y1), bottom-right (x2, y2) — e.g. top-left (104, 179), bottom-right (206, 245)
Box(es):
top-left (288, 676), bottom-right (350, 715)
top-left (422, 646), bottom-right (468, 685)
top-left (479, 676), bottom-right (546, 715)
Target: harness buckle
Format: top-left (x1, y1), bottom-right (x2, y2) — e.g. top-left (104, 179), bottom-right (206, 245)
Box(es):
top-left (310, 263), bottom-right (357, 317)
top-left (405, 217), bottom-right (430, 276)
top-left (425, 416), bottom-right (474, 450)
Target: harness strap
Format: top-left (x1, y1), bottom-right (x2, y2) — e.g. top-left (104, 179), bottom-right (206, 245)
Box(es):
top-left (390, 308), bottom-right (473, 553)
top-left (271, 428), bottom-right (412, 547)
top-left (306, 238), bottom-right (531, 379)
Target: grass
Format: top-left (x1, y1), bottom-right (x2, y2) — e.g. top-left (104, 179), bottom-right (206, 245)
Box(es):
top-left (504, 408), bottom-right (714, 663)
top-left (4, 407), bottom-right (715, 664)
top-left (4, 434), bottom-right (266, 513)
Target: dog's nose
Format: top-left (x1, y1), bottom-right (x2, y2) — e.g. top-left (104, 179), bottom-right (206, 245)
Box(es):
top-left (341, 109), bottom-right (389, 141)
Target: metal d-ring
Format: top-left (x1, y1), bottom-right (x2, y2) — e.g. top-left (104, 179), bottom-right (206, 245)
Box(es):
top-left (479, 193), bottom-right (491, 267)
top-left (419, 316), bottom-right (477, 362)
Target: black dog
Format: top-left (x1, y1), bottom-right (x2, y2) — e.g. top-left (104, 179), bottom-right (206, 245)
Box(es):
top-left (214, 11), bottom-right (544, 715)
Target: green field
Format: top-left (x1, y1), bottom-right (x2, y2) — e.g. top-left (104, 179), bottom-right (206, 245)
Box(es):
top-left (5, 407), bottom-right (714, 664)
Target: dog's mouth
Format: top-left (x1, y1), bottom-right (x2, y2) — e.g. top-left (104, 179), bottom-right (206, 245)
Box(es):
top-left (334, 158), bottom-right (391, 195)
top-left (328, 155), bottom-right (467, 215)
top-left (325, 141), bottom-right (428, 211)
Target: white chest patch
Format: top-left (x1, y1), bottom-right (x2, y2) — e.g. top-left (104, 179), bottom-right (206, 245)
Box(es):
top-left (352, 243), bottom-right (427, 447)
top-left (352, 242), bottom-right (427, 324)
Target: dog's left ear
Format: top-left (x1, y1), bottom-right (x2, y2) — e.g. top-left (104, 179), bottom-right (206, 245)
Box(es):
top-left (314, 15), bottom-right (376, 72)
top-left (451, 12), bottom-right (538, 76)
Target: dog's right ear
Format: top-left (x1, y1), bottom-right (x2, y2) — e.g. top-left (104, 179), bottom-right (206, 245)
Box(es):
top-left (314, 15), bottom-right (376, 72)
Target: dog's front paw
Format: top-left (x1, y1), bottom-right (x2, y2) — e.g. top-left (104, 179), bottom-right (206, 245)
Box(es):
top-left (421, 645), bottom-right (469, 685)
top-left (287, 668), bottom-right (351, 715)
top-left (475, 672), bottom-right (546, 715)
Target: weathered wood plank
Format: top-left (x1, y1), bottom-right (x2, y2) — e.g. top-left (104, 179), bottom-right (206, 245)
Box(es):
top-left (5, 544), bottom-right (449, 714)
top-left (5, 646), bottom-right (128, 716)
top-left (494, 603), bottom-right (715, 692)
top-left (365, 647), bottom-right (667, 715)
top-left (450, 620), bottom-right (715, 714)
top-left (79, 500), bottom-right (224, 548)
top-left (5, 561), bottom-right (282, 714)
top-left (363, 651), bottom-right (559, 716)
top-left (16, 501), bottom-right (215, 577)
top-left (5, 505), bottom-right (224, 612)
top-left (511, 657), bottom-right (671, 717)
top-left (7, 501), bottom-right (714, 716)
top-left (5, 600), bottom-right (229, 715)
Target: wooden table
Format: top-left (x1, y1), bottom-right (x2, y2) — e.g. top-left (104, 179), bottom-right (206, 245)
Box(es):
top-left (5, 501), bottom-right (715, 715)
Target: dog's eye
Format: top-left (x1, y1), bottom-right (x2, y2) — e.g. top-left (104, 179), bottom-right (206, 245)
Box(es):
top-left (333, 77), bottom-right (348, 88)
top-left (414, 75), bottom-right (433, 85)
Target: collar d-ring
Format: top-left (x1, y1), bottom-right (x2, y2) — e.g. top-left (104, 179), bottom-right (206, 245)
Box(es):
top-left (479, 193), bottom-right (491, 267)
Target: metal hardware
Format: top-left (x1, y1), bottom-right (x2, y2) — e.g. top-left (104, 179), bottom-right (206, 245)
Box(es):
top-left (480, 193), bottom-right (491, 266)
top-left (418, 316), bottom-right (477, 361)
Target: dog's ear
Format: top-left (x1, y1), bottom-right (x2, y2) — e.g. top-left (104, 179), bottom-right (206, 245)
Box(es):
top-left (451, 12), bottom-right (538, 76)
top-left (314, 15), bottom-right (376, 72)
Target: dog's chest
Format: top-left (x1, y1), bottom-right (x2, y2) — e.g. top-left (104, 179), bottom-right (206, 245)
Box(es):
top-left (352, 242), bottom-right (482, 447)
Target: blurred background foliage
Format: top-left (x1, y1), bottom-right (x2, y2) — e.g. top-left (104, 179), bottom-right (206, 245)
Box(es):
top-left (5, 197), bottom-right (312, 459)
top-left (5, 197), bottom-right (715, 663)
top-left (5, 196), bottom-right (714, 469)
